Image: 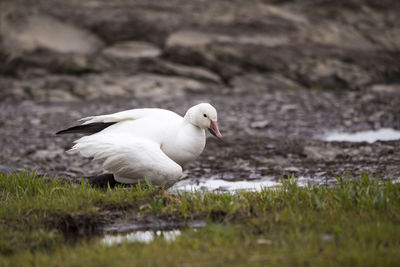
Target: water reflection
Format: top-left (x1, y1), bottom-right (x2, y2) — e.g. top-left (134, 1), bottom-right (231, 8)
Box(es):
top-left (171, 177), bottom-right (281, 193)
top-left (170, 175), bottom-right (336, 193)
top-left (102, 230), bottom-right (181, 246)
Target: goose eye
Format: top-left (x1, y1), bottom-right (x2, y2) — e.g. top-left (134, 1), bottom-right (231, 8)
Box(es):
top-left (203, 114), bottom-right (207, 118)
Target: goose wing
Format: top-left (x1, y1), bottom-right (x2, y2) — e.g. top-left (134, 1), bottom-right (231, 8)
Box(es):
top-left (70, 133), bottom-right (182, 185)
top-left (57, 108), bottom-right (182, 135)
top-left (80, 108), bottom-right (181, 125)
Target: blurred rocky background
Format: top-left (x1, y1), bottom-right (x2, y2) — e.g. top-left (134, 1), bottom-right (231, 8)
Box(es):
top-left (1, 0), bottom-right (400, 101)
top-left (1, 0), bottom-right (399, 181)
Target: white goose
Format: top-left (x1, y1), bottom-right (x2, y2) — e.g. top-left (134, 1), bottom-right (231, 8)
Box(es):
top-left (57, 103), bottom-right (222, 186)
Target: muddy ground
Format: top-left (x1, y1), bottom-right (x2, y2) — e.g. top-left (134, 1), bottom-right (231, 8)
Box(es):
top-left (1, 0), bottom-right (400, 186)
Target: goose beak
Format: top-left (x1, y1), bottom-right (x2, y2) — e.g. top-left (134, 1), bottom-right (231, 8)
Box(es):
top-left (209, 120), bottom-right (222, 139)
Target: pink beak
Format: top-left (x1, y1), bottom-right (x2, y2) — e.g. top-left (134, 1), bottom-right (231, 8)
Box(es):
top-left (209, 120), bottom-right (222, 139)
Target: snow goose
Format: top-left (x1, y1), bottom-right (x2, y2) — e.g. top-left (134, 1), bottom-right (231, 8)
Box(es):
top-left (57, 103), bottom-right (222, 186)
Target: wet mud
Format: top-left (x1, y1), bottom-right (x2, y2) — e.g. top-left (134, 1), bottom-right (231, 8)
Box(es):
top-left (1, 87), bottom-right (399, 185)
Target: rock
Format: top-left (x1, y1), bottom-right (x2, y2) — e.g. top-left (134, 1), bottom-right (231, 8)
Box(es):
top-left (1, 12), bottom-right (103, 55)
top-left (102, 41), bottom-right (162, 59)
top-left (166, 31), bottom-right (215, 48)
top-left (369, 28), bottom-right (400, 51)
top-left (343, 120), bottom-right (353, 127)
top-left (250, 120), bottom-right (270, 129)
top-left (167, 30), bottom-right (292, 49)
top-left (2, 0), bottom-right (400, 90)
top-left (8, 87), bottom-right (26, 100)
top-left (280, 104), bottom-right (298, 112)
top-left (0, 165), bottom-right (13, 175)
top-left (305, 22), bottom-right (375, 50)
top-left (4, 75), bottom-right (82, 101)
top-left (48, 89), bottom-right (79, 102)
top-left (368, 111), bottom-right (385, 123)
top-left (6, 71), bottom-right (208, 101)
top-left (265, 144), bottom-right (276, 150)
top-left (369, 84), bottom-right (400, 95)
top-left (361, 146), bottom-right (373, 154)
top-left (304, 146), bottom-right (339, 161)
top-left (77, 76), bottom-right (127, 99)
top-left (262, 4), bottom-right (308, 25)
top-left (55, 55), bottom-right (90, 72)
top-left (231, 73), bottom-right (303, 93)
top-left (34, 149), bottom-right (64, 160)
top-left (153, 61), bottom-right (222, 83)
top-left (119, 74), bottom-right (206, 99)
top-left (234, 35), bottom-right (290, 47)
top-left (304, 59), bottom-right (372, 89)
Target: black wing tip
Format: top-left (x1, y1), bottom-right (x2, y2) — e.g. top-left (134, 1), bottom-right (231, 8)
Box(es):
top-left (55, 127), bottom-right (80, 135)
top-left (55, 122), bottom-right (117, 135)
top-left (55, 129), bottom-right (69, 135)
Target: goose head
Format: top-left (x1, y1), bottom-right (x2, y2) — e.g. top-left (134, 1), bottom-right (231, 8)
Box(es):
top-left (185, 103), bottom-right (222, 139)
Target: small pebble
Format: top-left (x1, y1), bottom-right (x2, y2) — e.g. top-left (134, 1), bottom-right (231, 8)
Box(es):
top-left (250, 120), bottom-right (270, 129)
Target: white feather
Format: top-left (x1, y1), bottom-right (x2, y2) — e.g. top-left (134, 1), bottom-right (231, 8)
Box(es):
top-left (70, 133), bottom-right (182, 185)
top-left (79, 108), bottom-right (180, 124)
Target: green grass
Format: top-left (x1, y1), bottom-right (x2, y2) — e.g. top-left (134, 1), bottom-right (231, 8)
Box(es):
top-left (0, 172), bottom-right (399, 266)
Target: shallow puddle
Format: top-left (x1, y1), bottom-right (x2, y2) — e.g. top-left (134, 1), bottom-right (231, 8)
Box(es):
top-left (170, 175), bottom-right (335, 193)
top-left (102, 230), bottom-right (181, 246)
top-left (323, 128), bottom-right (400, 143)
top-left (172, 177), bottom-right (281, 192)
top-left (103, 219), bottom-right (206, 233)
